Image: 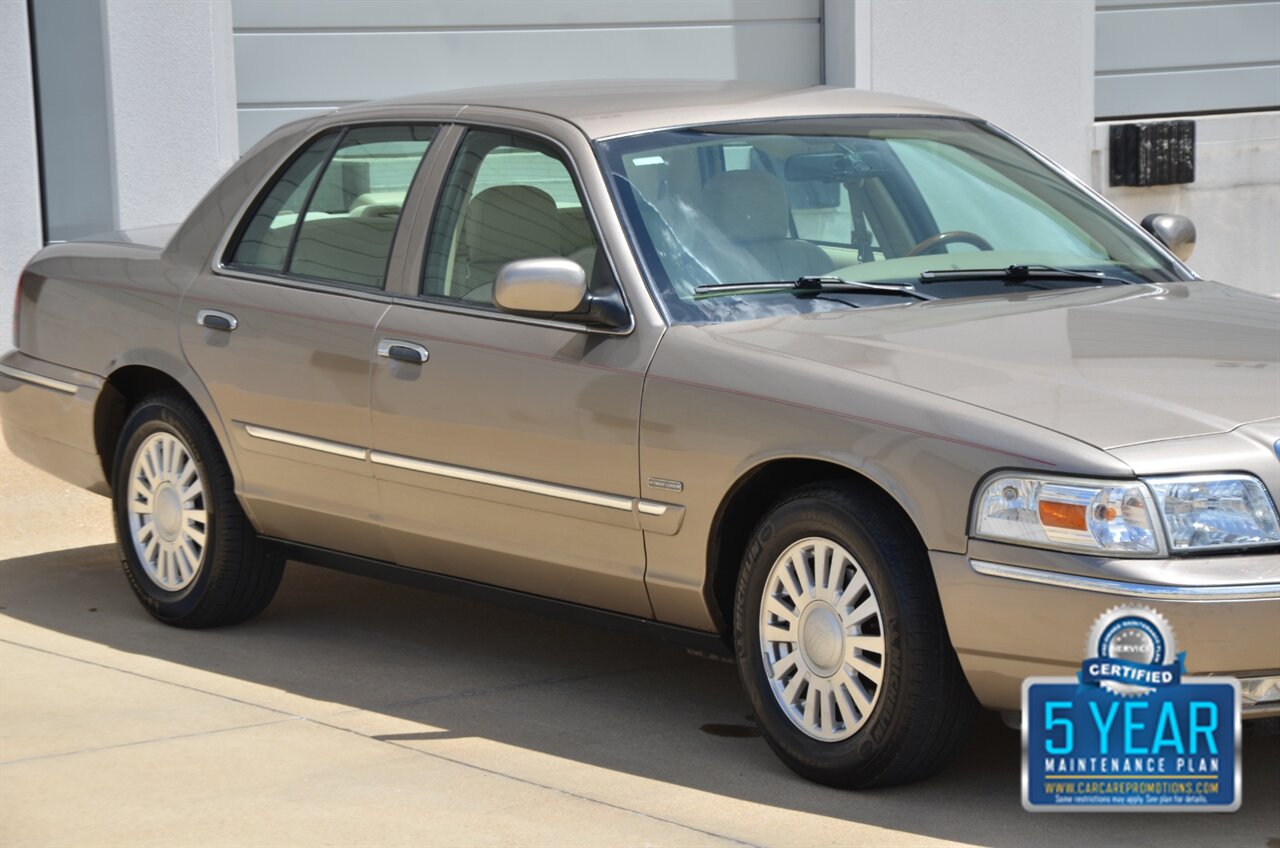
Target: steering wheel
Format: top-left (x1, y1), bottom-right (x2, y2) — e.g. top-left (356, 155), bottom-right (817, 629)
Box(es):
top-left (904, 230), bottom-right (994, 257)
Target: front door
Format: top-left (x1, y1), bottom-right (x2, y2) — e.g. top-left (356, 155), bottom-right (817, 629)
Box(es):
top-left (368, 127), bottom-right (661, 616)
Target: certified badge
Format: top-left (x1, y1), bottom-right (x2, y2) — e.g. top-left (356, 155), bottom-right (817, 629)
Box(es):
top-left (1082, 606), bottom-right (1183, 696)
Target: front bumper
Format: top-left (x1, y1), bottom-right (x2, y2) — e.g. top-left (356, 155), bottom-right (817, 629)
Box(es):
top-left (931, 540), bottom-right (1280, 718)
top-left (0, 351), bottom-right (108, 495)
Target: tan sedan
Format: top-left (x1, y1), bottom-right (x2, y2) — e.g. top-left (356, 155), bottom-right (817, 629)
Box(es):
top-left (3, 82), bottom-right (1277, 788)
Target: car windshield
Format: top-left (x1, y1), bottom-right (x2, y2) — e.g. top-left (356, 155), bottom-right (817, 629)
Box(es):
top-left (596, 117), bottom-right (1189, 324)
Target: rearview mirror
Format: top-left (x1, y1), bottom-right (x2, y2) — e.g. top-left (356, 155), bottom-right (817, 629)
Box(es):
top-left (1140, 213), bottom-right (1196, 262)
top-left (494, 258), bottom-right (588, 315)
top-left (784, 150), bottom-right (889, 183)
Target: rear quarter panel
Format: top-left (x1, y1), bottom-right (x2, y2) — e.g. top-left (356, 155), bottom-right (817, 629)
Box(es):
top-left (12, 117), bottom-right (323, 497)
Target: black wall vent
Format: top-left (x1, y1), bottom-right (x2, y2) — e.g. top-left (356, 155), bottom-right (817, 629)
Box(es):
top-left (1109, 120), bottom-right (1195, 187)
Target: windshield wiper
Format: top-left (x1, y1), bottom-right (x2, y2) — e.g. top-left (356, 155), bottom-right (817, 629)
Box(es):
top-left (918, 264), bottom-right (1133, 285)
top-left (694, 276), bottom-right (936, 301)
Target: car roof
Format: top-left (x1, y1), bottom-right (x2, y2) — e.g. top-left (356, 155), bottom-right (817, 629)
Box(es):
top-left (356, 80), bottom-right (976, 140)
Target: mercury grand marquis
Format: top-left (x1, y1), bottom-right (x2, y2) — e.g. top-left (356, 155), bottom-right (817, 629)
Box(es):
top-left (3, 82), bottom-right (1277, 788)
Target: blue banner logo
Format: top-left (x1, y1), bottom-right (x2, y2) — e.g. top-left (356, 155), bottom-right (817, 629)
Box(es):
top-left (1023, 605), bottom-right (1241, 812)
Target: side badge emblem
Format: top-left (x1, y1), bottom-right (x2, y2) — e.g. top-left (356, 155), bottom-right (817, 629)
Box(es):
top-left (648, 477), bottom-right (684, 493)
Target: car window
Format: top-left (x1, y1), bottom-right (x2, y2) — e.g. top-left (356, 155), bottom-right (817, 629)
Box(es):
top-left (421, 130), bottom-right (601, 306)
top-left (229, 131), bottom-right (339, 273)
top-left (598, 118), bottom-right (1183, 324)
top-left (227, 125), bottom-right (435, 288)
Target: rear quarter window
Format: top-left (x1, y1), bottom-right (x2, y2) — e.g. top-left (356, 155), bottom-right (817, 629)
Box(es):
top-left (226, 125), bottom-right (435, 289)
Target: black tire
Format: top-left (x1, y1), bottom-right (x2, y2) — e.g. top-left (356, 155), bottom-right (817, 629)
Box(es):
top-left (734, 482), bottom-right (977, 788)
top-left (111, 392), bottom-right (284, 627)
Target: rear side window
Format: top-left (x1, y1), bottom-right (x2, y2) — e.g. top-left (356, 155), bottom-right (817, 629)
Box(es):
top-left (227, 125), bottom-right (435, 288)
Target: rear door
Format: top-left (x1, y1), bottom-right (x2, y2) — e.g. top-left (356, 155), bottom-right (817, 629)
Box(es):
top-left (180, 124), bottom-right (437, 560)
top-left (368, 123), bottom-right (667, 616)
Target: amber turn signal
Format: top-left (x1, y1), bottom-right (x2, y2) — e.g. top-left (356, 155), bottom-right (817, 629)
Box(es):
top-left (1037, 500), bottom-right (1088, 531)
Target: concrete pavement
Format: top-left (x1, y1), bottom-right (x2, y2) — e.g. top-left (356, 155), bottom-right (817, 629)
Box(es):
top-left (2, 440), bottom-right (1278, 847)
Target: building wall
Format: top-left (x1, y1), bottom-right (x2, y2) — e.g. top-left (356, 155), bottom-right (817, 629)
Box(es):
top-left (102, 0), bottom-right (240, 230)
top-left (0, 0), bottom-right (43, 350)
top-left (1091, 0), bottom-right (1280, 294)
top-left (824, 0), bottom-right (1096, 178)
top-left (1093, 112), bottom-right (1280, 295)
top-left (0, 0), bottom-right (238, 355)
top-left (232, 0), bottom-right (822, 152)
top-left (1096, 0), bottom-right (1280, 119)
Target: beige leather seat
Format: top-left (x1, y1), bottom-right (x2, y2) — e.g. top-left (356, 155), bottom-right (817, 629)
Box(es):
top-left (702, 170), bottom-right (834, 280)
top-left (290, 216), bottom-right (399, 287)
top-left (452, 185), bottom-right (568, 302)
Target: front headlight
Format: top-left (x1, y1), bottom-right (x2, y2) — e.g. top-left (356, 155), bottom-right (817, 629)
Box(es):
top-left (972, 473), bottom-right (1280, 555)
top-left (973, 475), bottom-right (1160, 554)
top-left (1148, 475), bottom-right (1280, 551)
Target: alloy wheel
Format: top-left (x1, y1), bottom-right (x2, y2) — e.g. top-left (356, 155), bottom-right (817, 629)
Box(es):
top-left (126, 431), bottom-right (208, 591)
top-left (758, 536), bottom-right (886, 741)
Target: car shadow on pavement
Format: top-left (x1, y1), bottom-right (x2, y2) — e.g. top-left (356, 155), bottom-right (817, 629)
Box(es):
top-left (3, 544), bottom-right (1277, 847)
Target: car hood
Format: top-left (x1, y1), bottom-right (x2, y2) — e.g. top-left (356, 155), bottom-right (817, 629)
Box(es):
top-left (695, 281), bottom-right (1280, 450)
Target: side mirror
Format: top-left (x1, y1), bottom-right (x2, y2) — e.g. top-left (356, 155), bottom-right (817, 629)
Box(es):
top-left (494, 257), bottom-right (629, 329)
top-left (1140, 213), bottom-right (1196, 263)
top-left (494, 258), bottom-right (586, 314)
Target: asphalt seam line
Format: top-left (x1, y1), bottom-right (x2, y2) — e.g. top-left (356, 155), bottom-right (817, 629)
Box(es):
top-left (307, 714), bottom-right (765, 848)
top-left (0, 717), bottom-right (301, 766)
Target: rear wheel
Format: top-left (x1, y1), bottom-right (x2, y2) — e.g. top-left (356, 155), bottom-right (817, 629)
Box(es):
top-left (734, 483), bottom-right (977, 787)
top-left (112, 393), bottom-right (283, 627)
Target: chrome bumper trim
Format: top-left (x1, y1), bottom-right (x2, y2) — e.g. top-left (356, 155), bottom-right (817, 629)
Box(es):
top-left (242, 423), bottom-right (368, 461)
top-left (1240, 674), bottom-right (1280, 706)
top-left (970, 560), bottom-right (1280, 601)
top-left (0, 364), bottom-right (79, 395)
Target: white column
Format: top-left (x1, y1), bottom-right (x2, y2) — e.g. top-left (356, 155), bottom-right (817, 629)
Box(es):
top-left (0, 0), bottom-right (43, 352)
top-left (824, 0), bottom-right (1095, 178)
top-left (102, 0), bottom-right (240, 230)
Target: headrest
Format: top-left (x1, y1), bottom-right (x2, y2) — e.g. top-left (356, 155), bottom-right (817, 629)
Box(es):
top-left (701, 170), bottom-right (790, 241)
top-left (462, 185), bottom-right (562, 265)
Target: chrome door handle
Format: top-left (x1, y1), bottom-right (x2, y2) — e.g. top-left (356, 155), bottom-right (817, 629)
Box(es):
top-left (196, 309), bottom-right (238, 331)
top-left (377, 339), bottom-right (429, 364)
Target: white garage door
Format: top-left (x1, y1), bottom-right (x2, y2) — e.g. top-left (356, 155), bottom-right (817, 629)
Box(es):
top-left (232, 0), bottom-right (822, 151)
top-left (1096, 0), bottom-right (1280, 118)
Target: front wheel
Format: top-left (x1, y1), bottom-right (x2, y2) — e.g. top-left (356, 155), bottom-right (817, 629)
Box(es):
top-left (112, 392), bottom-right (284, 627)
top-left (734, 483), bottom-right (977, 788)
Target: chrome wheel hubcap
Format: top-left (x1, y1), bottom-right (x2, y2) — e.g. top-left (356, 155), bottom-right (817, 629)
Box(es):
top-left (127, 432), bottom-right (207, 591)
top-left (758, 537), bottom-right (886, 742)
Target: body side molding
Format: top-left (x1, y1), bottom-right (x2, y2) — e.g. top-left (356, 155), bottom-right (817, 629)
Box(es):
top-left (240, 422), bottom-right (684, 533)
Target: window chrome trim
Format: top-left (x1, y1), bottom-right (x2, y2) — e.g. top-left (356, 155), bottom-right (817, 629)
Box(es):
top-left (970, 559), bottom-right (1280, 601)
top-left (241, 423), bottom-right (367, 461)
top-left (0, 364), bottom-right (79, 394)
top-left (385, 295), bottom-right (625, 335)
top-left (209, 267), bottom-right (398, 303)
